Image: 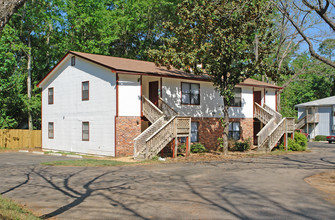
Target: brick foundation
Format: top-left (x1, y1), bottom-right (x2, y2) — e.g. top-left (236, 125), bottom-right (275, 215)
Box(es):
top-left (115, 116), bottom-right (141, 157)
top-left (192, 117), bottom-right (254, 151)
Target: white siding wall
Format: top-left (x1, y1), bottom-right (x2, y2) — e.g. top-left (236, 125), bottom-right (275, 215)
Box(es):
top-left (162, 78), bottom-right (254, 118)
top-left (41, 55), bottom-right (116, 156)
top-left (265, 89), bottom-right (276, 111)
top-left (118, 75), bottom-right (141, 116)
top-left (318, 106), bottom-right (331, 136)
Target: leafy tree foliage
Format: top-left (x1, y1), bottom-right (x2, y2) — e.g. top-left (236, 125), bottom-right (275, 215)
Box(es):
top-left (149, 0), bottom-right (277, 153)
top-left (0, 0), bottom-right (179, 129)
top-left (279, 53), bottom-right (335, 118)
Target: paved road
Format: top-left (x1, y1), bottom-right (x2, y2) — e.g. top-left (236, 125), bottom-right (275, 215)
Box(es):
top-left (1, 142), bottom-right (335, 219)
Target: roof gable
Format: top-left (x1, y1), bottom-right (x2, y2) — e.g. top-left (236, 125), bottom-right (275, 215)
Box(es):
top-left (295, 96), bottom-right (335, 107)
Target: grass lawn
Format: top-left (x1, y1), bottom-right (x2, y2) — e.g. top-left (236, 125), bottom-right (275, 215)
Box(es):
top-left (41, 159), bottom-right (139, 167)
top-left (0, 195), bottom-right (41, 220)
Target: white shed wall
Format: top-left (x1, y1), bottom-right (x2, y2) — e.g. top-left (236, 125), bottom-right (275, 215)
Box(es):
top-left (41, 55), bottom-right (116, 156)
top-left (118, 74), bottom-right (141, 116)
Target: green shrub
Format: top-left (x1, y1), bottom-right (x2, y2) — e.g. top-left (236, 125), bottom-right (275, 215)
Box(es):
top-left (231, 139), bottom-right (251, 152)
top-left (279, 132), bottom-right (307, 151)
top-left (190, 143), bottom-right (207, 153)
top-left (314, 135), bottom-right (327, 141)
top-left (178, 144), bottom-right (186, 153)
top-left (294, 132), bottom-right (307, 149)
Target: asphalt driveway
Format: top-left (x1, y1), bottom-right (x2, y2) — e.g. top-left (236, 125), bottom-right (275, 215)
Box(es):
top-left (1, 142), bottom-right (335, 219)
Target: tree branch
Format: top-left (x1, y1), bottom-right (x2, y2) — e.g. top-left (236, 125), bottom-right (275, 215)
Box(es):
top-left (273, 0), bottom-right (335, 69)
top-left (302, 0), bottom-right (335, 31)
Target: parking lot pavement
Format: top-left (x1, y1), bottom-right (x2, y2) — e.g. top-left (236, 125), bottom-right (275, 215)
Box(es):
top-left (0, 143), bottom-right (335, 219)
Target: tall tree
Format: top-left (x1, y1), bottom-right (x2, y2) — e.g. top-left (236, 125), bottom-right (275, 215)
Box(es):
top-left (150, 0), bottom-right (277, 153)
top-left (273, 0), bottom-right (335, 68)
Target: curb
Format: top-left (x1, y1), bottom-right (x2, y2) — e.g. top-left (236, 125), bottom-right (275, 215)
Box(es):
top-left (48, 153), bottom-right (62, 156)
top-left (18, 150), bottom-right (29, 153)
top-left (32, 151), bottom-right (44, 155)
top-left (66, 155), bottom-right (83, 159)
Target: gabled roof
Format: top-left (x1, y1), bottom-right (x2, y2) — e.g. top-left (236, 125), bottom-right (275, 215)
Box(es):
top-left (239, 78), bottom-right (282, 89)
top-left (37, 51), bottom-right (282, 90)
top-left (295, 96), bottom-right (335, 108)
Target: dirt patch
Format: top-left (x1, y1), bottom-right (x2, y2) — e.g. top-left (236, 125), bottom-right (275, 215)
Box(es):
top-left (154, 150), bottom-right (308, 164)
top-left (305, 171), bottom-right (335, 205)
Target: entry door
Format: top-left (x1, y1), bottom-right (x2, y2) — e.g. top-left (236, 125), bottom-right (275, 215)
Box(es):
top-left (253, 91), bottom-right (262, 106)
top-left (253, 91), bottom-right (262, 145)
top-left (253, 119), bottom-right (261, 145)
top-left (149, 81), bottom-right (159, 106)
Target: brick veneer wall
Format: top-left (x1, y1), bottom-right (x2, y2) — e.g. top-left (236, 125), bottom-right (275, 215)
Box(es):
top-left (115, 116), bottom-right (141, 157)
top-left (192, 117), bottom-right (254, 151)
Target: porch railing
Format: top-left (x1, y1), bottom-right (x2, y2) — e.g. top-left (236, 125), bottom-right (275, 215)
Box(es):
top-left (158, 97), bottom-right (178, 118)
top-left (254, 102), bottom-right (273, 124)
top-left (134, 116), bottom-right (165, 158)
top-left (142, 96), bottom-right (163, 123)
top-left (264, 103), bottom-right (282, 123)
top-left (295, 116), bottom-right (306, 129)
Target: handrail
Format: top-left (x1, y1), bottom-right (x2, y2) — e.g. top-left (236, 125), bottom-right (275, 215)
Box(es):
top-left (143, 95), bottom-right (163, 115)
top-left (263, 103), bottom-right (282, 123)
top-left (286, 117), bottom-right (295, 133)
top-left (257, 117), bottom-right (276, 148)
top-left (267, 118), bottom-right (286, 151)
top-left (158, 97), bottom-right (178, 118)
top-left (146, 116), bottom-right (176, 142)
top-left (133, 116), bottom-right (165, 158)
top-left (142, 96), bottom-right (164, 123)
top-left (145, 116), bottom-right (176, 159)
top-left (254, 102), bottom-right (273, 124)
top-left (295, 116), bottom-right (306, 129)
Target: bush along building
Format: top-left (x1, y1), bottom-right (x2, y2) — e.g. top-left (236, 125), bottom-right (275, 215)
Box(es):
top-left (37, 51), bottom-right (294, 158)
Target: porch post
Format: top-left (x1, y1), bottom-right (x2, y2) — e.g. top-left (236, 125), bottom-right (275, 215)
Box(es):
top-left (187, 118), bottom-right (191, 156)
top-left (185, 136), bottom-right (189, 157)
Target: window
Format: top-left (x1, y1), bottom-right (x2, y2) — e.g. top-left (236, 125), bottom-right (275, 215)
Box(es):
top-left (228, 122), bottom-right (240, 140)
top-left (48, 122), bottom-right (54, 139)
top-left (82, 122), bottom-right (89, 141)
top-left (181, 82), bottom-right (200, 105)
top-left (82, 81), bottom-right (89, 101)
top-left (230, 87), bottom-right (241, 107)
top-left (48, 87), bottom-right (54, 104)
top-left (71, 56), bottom-right (75, 66)
top-left (191, 121), bottom-right (199, 142)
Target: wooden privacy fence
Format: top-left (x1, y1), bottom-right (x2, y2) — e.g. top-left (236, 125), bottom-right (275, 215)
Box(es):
top-left (0, 129), bottom-right (41, 149)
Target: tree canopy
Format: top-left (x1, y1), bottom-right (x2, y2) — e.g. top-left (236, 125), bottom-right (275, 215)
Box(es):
top-left (0, 0), bottom-right (334, 134)
top-left (149, 0), bottom-right (277, 153)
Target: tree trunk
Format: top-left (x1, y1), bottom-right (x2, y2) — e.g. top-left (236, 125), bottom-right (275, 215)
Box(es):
top-left (222, 98), bottom-right (229, 155)
top-left (27, 34), bottom-right (33, 130)
top-left (0, 0), bottom-right (27, 32)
